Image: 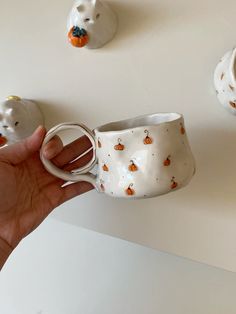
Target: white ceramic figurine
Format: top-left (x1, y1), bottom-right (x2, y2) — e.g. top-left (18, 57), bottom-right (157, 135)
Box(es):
top-left (0, 96), bottom-right (44, 147)
top-left (214, 47), bottom-right (236, 115)
top-left (67, 0), bottom-right (118, 49)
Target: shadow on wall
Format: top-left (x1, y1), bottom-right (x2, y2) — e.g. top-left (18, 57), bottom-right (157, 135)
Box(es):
top-left (104, 1), bottom-right (161, 49)
top-left (36, 100), bottom-right (92, 129)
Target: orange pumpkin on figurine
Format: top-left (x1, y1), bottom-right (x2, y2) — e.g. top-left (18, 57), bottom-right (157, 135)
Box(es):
top-left (68, 26), bottom-right (89, 48)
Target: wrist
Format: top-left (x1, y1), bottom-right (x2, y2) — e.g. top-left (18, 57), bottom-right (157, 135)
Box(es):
top-left (0, 237), bottom-right (13, 270)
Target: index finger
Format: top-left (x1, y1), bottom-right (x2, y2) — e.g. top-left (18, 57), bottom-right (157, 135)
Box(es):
top-left (43, 135), bottom-right (93, 168)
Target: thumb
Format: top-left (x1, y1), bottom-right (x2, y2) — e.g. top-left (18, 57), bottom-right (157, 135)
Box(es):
top-left (0, 126), bottom-right (47, 165)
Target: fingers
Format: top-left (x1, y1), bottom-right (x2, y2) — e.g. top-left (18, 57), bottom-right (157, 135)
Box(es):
top-left (43, 135), bottom-right (93, 168)
top-left (0, 126), bottom-right (47, 165)
top-left (63, 149), bottom-right (94, 172)
top-left (51, 181), bottom-right (94, 209)
top-left (42, 135), bottom-right (63, 160)
top-left (62, 181), bottom-right (94, 203)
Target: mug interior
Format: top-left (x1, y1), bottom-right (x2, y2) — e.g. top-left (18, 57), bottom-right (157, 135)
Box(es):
top-left (96, 113), bottom-right (182, 132)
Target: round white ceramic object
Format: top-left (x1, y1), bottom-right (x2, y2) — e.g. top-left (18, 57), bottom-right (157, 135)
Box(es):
top-left (67, 0), bottom-right (118, 49)
top-left (40, 113), bottom-right (196, 200)
top-left (214, 47), bottom-right (236, 115)
top-left (0, 96), bottom-right (44, 147)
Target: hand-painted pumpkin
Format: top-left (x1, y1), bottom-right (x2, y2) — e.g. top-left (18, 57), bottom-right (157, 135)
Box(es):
top-left (102, 164), bottom-right (109, 172)
top-left (68, 26), bottom-right (89, 48)
top-left (143, 130), bottom-right (153, 145)
top-left (114, 138), bottom-right (125, 151)
top-left (98, 138), bottom-right (102, 148)
top-left (180, 123), bottom-right (185, 135)
top-left (171, 177), bottom-right (178, 189)
top-left (126, 184), bottom-right (135, 196)
top-left (128, 160), bottom-right (138, 172)
top-left (163, 155), bottom-right (171, 166)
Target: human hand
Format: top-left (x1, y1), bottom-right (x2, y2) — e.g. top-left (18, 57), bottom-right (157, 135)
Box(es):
top-left (0, 126), bottom-right (94, 268)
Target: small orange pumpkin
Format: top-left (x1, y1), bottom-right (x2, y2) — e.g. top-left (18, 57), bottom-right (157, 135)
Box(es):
top-left (171, 177), bottom-right (178, 189)
top-left (126, 184), bottom-right (135, 196)
top-left (143, 130), bottom-right (153, 145)
top-left (102, 164), bottom-right (109, 172)
top-left (229, 84), bottom-right (235, 91)
top-left (180, 123), bottom-right (185, 135)
top-left (114, 138), bottom-right (125, 151)
top-left (164, 155), bottom-right (171, 166)
top-left (229, 101), bottom-right (236, 109)
top-left (98, 138), bottom-right (102, 148)
top-left (128, 160), bottom-right (138, 172)
top-left (68, 26), bottom-right (89, 48)
top-left (0, 134), bottom-right (7, 147)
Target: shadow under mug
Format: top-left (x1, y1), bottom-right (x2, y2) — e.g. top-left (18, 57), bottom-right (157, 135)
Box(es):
top-left (40, 113), bottom-right (196, 199)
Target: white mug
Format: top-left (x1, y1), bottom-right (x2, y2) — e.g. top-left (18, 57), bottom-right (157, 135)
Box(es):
top-left (40, 113), bottom-right (196, 199)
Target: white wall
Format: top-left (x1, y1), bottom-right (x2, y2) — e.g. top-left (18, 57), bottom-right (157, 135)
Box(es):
top-left (1, 219), bottom-right (236, 314)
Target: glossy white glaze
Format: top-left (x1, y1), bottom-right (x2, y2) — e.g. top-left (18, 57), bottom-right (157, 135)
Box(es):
top-left (67, 0), bottom-right (118, 49)
top-left (0, 96), bottom-right (44, 146)
top-left (40, 113), bottom-right (196, 199)
top-left (214, 47), bottom-right (236, 115)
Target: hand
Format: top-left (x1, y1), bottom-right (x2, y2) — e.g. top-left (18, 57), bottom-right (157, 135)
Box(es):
top-left (0, 126), bottom-right (94, 268)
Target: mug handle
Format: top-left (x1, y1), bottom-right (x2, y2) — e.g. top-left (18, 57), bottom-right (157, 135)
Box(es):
top-left (40, 123), bottom-right (98, 187)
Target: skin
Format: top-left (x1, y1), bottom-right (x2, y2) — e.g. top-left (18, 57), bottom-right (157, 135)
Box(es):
top-left (0, 126), bottom-right (94, 269)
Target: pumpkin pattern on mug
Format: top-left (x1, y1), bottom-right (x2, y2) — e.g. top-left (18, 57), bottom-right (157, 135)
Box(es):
top-left (229, 101), bottom-right (236, 109)
top-left (143, 130), bottom-right (153, 145)
top-left (163, 155), bottom-right (171, 166)
top-left (171, 177), bottom-right (178, 189)
top-left (97, 138), bottom-right (102, 148)
top-left (126, 183), bottom-right (135, 196)
top-left (114, 138), bottom-right (125, 151)
top-left (128, 160), bottom-right (138, 172)
top-left (102, 163), bottom-right (109, 172)
top-left (180, 123), bottom-right (185, 135)
top-left (100, 180), bottom-right (105, 192)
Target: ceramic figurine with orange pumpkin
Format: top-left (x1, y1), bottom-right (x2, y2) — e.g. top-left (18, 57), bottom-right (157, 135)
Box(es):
top-left (0, 96), bottom-right (44, 147)
top-left (67, 0), bottom-right (118, 49)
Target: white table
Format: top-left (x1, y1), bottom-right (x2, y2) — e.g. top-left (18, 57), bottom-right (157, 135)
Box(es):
top-left (1, 0), bottom-right (236, 272)
top-left (1, 219), bottom-right (236, 314)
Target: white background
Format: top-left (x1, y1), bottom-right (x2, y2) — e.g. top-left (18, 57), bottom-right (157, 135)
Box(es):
top-left (1, 0), bottom-right (236, 272)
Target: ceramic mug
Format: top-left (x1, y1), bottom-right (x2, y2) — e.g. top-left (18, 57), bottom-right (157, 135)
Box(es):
top-left (214, 47), bottom-right (236, 115)
top-left (40, 113), bottom-right (196, 199)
